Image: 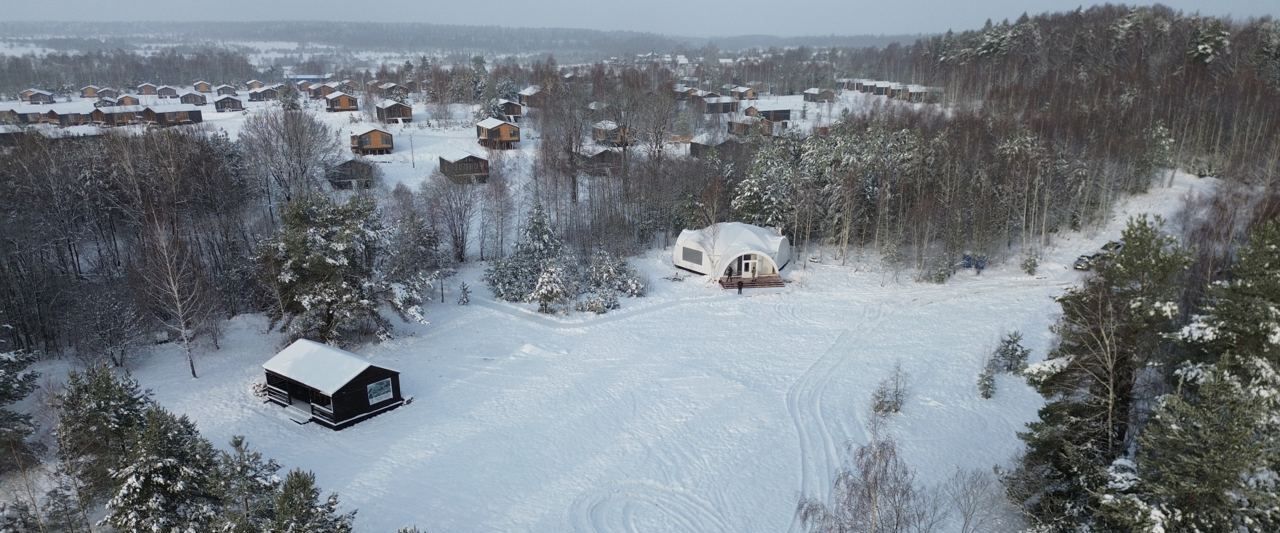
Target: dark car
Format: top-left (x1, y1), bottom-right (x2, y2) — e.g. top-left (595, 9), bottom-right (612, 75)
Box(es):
top-left (1102, 240), bottom-right (1124, 254)
top-left (1073, 255), bottom-right (1094, 271)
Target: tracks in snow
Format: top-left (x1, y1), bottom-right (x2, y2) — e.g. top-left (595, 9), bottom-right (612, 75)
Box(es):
top-left (569, 481), bottom-right (733, 533)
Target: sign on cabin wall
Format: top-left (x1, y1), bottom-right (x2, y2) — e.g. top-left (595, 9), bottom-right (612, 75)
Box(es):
top-left (367, 378), bottom-right (393, 404)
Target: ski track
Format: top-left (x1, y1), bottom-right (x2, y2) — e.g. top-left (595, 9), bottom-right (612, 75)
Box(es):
top-left (569, 481), bottom-right (733, 533)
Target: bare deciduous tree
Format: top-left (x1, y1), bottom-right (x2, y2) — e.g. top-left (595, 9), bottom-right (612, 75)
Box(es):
top-left (422, 172), bottom-right (477, 263)
top-left (137, 221), bottom-right (214, 378)
top-left (239, 108), bottom-right (341, 219)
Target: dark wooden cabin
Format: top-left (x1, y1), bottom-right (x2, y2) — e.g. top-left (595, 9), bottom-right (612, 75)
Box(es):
top-left (193, 81), bottom-right (213, 93)
top-left (439, 151), bottom-right (490, 184)
top-left (115, 94), bottom-right (140, 106)
top-left (246, 79), bottom-right (264, 90)
top-left (179, 92), bottom-right (208, 106)
top-left (744, 104), bottom-right (791, 122)
top-left (157, 86), bottom-right (180, 99)
top-left (728, 116), bottom-right (774, 137)
top-left (803, 88), bottom-right (835, 103)
top-left (476, 117), bottom-right (520, 149)
top-left (26, 90), bottom-right (55, 105)
top-left (689, 137), bottom-right (745, 159)
top-left (701, 96), bottom-right (739, 114)
top-left (215, 84), bottom-right (237, 96)
top-left (350, 127), bottom-right (393, 155)
top-left (326, 92), bottom-right (358, 112)
top-left (91, 106), bottom-right (143, 126)
top-left (97, 88), bottom-right (119, 99)
top-left (375, 100), bottom-right (413, 123)
top-left (517, 85), bottom-right (544, 107)
top-left (327, 159), bottom-right (379, 190)
top-left (137, 83), bottom-right (158, 95)
top-left (248, 84), bottom-right (280, 102)
top-left (730, 86), bottom-right (756, 100)
top-left (214, 96), bottom-right (244, 112)
top-left (497, 99), bottom-right (523, 122)
top-left (592, 120), bottom-right (629, 146)
top-left (141, 105), bottom-right (203, 127)
top-left (80, 85), bottom-right (100, 98)
top-left (579, 146), bottom-right (623, 176)
top-left (263, 339), bottom-right (404, 430)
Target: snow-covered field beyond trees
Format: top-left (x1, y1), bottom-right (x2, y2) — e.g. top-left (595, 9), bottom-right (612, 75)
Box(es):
top-left (119, 173), bottom-right (1213, 531)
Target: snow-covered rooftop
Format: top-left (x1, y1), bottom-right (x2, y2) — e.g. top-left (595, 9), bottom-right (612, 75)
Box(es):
top-left (263, 339), bottom-right (390, 395)
top-left (377, 99), bottom-right (408, 109)
top-left (440, 148), bottom-right (484, 163)
top-left (518, 85), bottom-right (541, 96)
top-left (477, 117), bottom-right (512, 129)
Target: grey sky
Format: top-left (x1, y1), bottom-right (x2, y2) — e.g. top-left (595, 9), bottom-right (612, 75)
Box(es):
top-left (4, 1), bottom-right (1275, 37)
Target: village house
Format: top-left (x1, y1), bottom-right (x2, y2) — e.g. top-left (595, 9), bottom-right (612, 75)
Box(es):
top-left (689, 136), bottom-right (745, 159)
top-left (157, 85), bottom-right (180, 99)
top-left (193, 81), bottom-right (213, 93)
top-left (80, 85), bottom-right (100, 98)
top-left (350, 127), bottom-right (393, 155)
top-left (214, 95), bottom-right (244, 112)
top-left (214, 84), bottom-right (237, 96)
top-left (263, 339), bottom-right (404, 429)
top-left (248, 84), bottom-right (281, 102)
top-left (142, 104), bottom-right (204, 127)
top-left (97, 88), bottom-right (119, 99)
top-left (476, 117), bottom-right (520, 149)
top-left (375, 100), bottom-right (412, 123)
top-left (137, 82), bottom-right (158, 95)
top-left (95, 97), bottom-right (117, 108)
top-left (326, 92), bottom-right (358, 112)
top-left (115, 94), bottom-right (140, 106)
top-left (90, 105), bottom-right (144, 126)
top-left (246, 79), bottom-right (264, 90)
top-left (578, 146), bottom-right (623, 176)
top-left (438, 150), bottom-right (490, 184)
top-left (728, 116), bottom-right (774, 137)
top-left (25, 90), bottom-right (55, 105)
top-left (701, 96), bottom-right (740, 114)
top-left (592, 120), bottom-right (629, 147)
top-left (326, 159), bottom-right (379, 190)
top-left (744, 102), bottom-right (792, 122)
top-left (311, 82), bottom-right (340, 100)
top-left (517, 85), bottom-right (544, 108)
top-left (803, 88), bottom-right (836, 103)
top-left (295, 80), bottom-right (313, 93)
top-left (672, 84), bottom-right (696, 101)
top-left (377, 82), bottom-right (407, 99)
top-left (497, 99), bottom-right (523, 122)
top-left (179, 91), bottom-right (208, 106)
top-left (730, 86), bottom-right (756, 100)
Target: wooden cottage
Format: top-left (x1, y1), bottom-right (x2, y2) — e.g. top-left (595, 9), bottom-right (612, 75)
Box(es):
top-left (326, 159), bottom-right (379, 190)
top-left (438, 151), bottom-right (490, 184)
top-left (295, 80), bottom-right (313, 93)
top-left (246, 79), bottom-right (264, 90)
top-left (325, 92), bottom-right (358, 112)
top-left (214, 84), bottom-right (237, 96)
top-left (310, 83), bottom-right (338, 99)
top-left (115, 94), bottom-right (140, 106)
top-left (730, 86), bottom-right (756, 100)
top-left (592, 120), bottom-right (629, 147)
top-left (803, 88), bottom-right (835, 103)
top-left (179, 92), bottom-right (208, 106)
top-left (350, 127), bottom-right (393, 155)
top-left (157, 86), bottom-right (179, 99)
top-left (476, 117), bottom-right (520, 149)
top-left (701, 96), bottom-right (739, 114)
top-left (193, 81), bottom-right (213, 93)
top-left (90, 106), bottom-right (143, 126)
top-left (137, 82), bottom-right (158, 95)
top-left (80, 85), bottom-right (100, 98)
top-left (579, 146), bottom-right (623, 176)
top-left (377, 82), bottom-right (406, 98)
top-left (263, 339), bottom-right (404, 430)
top-left (97, 88), bottom-right (119, 99)
top-left (214, 95), bottom-right (244, 112)
top-left (517, 85), bottom-right (544, 108)
top-left (248, 84), bottom-right (280, 102)
top-left (95, 97), bottom-right (117, 108)
top-left (375, 100), bottom-right (413, 123)
top-left (497, 99), bottom-right (523, 122)
top-left (18, 89), bottom-right (38, 101)
top-left (744, 103), bottom-right (791, 122)
top-left (689, 136), bottom-right (745, 159)
top-left (141, 104), bottom-right (203, 127)
top-left (26, 90), bottom-right (55, 105)
top-left (728, 116), bottom-right (774, 137)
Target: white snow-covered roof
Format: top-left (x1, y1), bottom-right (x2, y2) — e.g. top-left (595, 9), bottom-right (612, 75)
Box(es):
top-left (353, 126), bottom-right (389, 136)
top-left (497, 98), bottom-right (519, 106)
top-left (81, 84), bottom-right (100, 90)
top-left (676, 222), bottom-right (790, 274)
top-left (147, 104), bottom-right (201, 113)
top-left (518, 85), bottom-right (541, 96)
top-left (264, 339), bottom-right (393, 395)
top-left (378, 82), bottom-right (400, 90)
top-left (325, 91), bottom-right (349, 100)
top-left (377, 99), bottom-right (408, 109)
top-left (477, 117), bottom-right (513, 129)
top-left (704, 96), bottom-right (738, 104)
top-left (747, 101), bottom-right (790, 112)
top-left (214, 95), bottom-right (242, 103)
top-left (214, 84), bottom-right (234, 89)
top-left (732, 86), bottom-right (752, 92)
top-left (803, 88), bottom-right (821, 94)
top-left (593, 120), bottom-right (618, 130)
top-left (440, 148), bottom-right (484, 163)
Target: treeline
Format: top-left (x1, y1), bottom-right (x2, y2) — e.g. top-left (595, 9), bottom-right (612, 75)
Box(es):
top-left (832, 4), bottom-right (1280, 182)
top-left (0, 48), bottom-right (263, 97)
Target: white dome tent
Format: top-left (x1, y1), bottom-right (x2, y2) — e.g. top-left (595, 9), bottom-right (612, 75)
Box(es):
top-left (673, 223), bottom-right (791, 288)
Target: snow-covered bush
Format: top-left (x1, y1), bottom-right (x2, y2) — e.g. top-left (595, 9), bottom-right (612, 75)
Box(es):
top-left (872, 362), bottom-right (909, 416)
top-left (1021, 255), bottom-right (1039, 276)
top-left (575, 291), bottom-right (620, 315)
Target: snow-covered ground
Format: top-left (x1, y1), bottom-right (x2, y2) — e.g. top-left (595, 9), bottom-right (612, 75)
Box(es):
top-left (118, 172), bottom-right (1214, 531)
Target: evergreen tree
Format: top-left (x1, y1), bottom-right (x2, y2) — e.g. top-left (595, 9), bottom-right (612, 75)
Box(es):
top-left (977, 361), bottom-right (997, 399)
top-left (54, 365), bottom-right (151, 498)
top-left (992, 331), bottom-right (1031, 372)
top-left (532, 262), bottom-right (571, 314)
top-left (732, 140), bottom-right (796, 230)
top-left (457, 282), bottom-right (470, 305)
top-left (485, 204), bottom-right (564, 302)
top-left (258, 195), bottom-right (394, 344)
top-left (217, 435), bottom-right (282, 532)
top-left (104, 407), bottom-right (221, 532)
top-left (1009, 216), bottom-right (1188, 529)
top-left (0, 347), bottom-right (38, 474)
top-left (272, 469), bottom-right (355, 533)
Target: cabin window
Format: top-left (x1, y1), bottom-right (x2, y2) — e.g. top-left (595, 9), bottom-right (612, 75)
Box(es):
top-left (682, 247), bottom-right (703, 265)
top-left (367, 378), bottom-right (393, 404)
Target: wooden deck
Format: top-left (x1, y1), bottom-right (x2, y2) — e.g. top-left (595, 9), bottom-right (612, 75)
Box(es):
top-left (718, 276), bottom-right (785, 290)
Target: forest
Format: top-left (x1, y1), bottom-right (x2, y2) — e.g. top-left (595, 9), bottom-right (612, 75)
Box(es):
top-left (0, 4), bottom-right (1279, 531)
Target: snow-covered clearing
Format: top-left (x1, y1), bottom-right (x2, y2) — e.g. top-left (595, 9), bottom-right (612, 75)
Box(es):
top-left (120, 173), bottom-right (1213, 531)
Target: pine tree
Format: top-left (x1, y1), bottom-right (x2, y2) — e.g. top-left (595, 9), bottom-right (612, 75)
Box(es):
top-left (732, 140), bottom-right (796, 230)
top-left (485, 204), bottom-right (565, 302)
top-left (992, 331), bottom-right (1030, 373)
top-left (104, 407), bottom-right (221, 532)
top-left (457, 282), bottom-right (470, 305)
top-left (977, 361), bottom-right (996, 399)
top-left (54, 365), bottom-right (151, 498)
top-left (0, 347), bottom-right (38, 474)
top-left (217, 435), bottom-right (282, 532)
top-left (532, 262), bottom-right (571, 314)
top-left (272, 469), bottom-right (355, 533)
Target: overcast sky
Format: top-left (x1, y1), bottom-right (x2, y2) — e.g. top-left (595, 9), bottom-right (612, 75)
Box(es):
top-left (4, 0), bottom-right (1275, 37)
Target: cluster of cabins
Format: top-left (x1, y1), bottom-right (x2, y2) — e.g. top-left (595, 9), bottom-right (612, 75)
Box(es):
top-left (1, 103), bottom-right (204, 128)
top-left (836, 78), bottom-right (942, 103)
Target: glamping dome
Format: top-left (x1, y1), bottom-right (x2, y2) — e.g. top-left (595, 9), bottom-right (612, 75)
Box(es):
top-left (673, 222), bottom-right (791, 279)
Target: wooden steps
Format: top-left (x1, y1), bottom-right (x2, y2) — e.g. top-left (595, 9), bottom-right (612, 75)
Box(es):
top-left (719, 276), bottom-right (785, 290)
